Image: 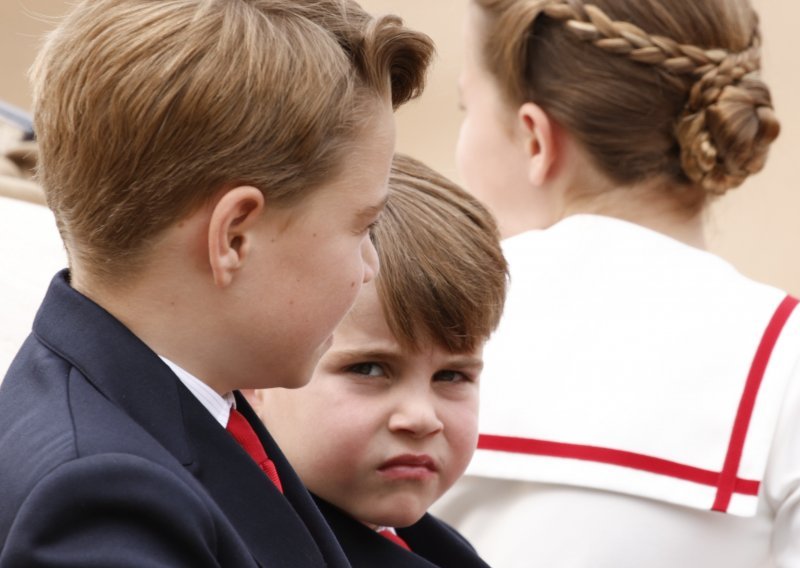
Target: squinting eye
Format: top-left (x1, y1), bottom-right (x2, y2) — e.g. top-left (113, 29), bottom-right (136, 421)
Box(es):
top-left (347, 362), bottom-right (385, 377)
top-left (433, 370), bottom-right (469, 383)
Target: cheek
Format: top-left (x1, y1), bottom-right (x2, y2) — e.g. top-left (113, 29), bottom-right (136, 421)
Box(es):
top-left (455, 114), bottom-right (504, 208)
top-left (307, 241), bottom-right (363, 314)
top-left (443, 397), bottom-right (480, 477)
top-left (455, 117), bottom-right (479, 188)
top-left (337, 239), bottom-right (369, 293)
top-left (299, 398), bottom-right (381, 495)
top-left (298, 387), bottom-right (378, 461)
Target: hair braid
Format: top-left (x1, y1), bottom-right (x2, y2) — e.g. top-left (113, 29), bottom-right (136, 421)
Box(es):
top-left (538, 1), bottom-right (778, 194)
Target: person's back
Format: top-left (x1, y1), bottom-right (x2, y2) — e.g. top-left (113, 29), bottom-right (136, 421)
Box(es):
top-left (433, 0), bottom-right (800, 565)
top-left (0, 1), bottom-right (433, 565)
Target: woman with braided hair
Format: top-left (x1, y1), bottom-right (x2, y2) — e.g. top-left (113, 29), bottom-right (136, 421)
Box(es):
top-left (432, 0), bottom-right (800, 565)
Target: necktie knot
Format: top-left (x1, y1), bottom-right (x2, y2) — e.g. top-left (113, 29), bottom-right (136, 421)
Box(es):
top-left (226, 408), bottom-right (283, 493)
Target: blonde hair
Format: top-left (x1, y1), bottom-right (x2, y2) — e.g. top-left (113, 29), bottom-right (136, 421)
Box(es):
top-left (372, 154), bottom-right (508, 353)
top-left (475, 0), bottom-right (779, 209)
top-left (31, 0), bottom-right (433, 284)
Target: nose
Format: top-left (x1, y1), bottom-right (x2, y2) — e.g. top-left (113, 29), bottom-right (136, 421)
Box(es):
top-left (388, 390), bottom-right (444, 439)
top-left (362, 236), bottom-right (380, 284)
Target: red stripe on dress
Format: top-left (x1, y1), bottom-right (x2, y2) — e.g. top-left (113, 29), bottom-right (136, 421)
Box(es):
top-left (712, 294), bottom-right (799, 512)
top-left (478, 434), bottom-right (758, 495)
top-left (477, 294), bottom-right (797, 509)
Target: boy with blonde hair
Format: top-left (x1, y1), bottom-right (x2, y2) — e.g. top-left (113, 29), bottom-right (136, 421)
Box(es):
top-left (0, 2), bottom-right (432, 566)
top-left (250, 154), bottom-right (507, 567)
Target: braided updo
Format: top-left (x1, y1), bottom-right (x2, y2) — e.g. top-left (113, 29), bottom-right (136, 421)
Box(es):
top-left (475, 0), bottom-right (779, 205)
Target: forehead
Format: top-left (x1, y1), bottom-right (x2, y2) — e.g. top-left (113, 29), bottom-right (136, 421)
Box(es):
top-left (334, 283), bottom-right (391, 345)
top-left (332, 284), bottom-right (485, 365)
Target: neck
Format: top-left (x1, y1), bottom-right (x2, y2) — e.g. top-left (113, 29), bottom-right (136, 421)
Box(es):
top-left (561, 183), bottom-right (707, 250)
top-left (71, 265), bottom-right (232, 396)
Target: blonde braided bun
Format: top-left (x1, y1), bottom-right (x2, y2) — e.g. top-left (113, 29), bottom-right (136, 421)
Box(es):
top-left (677, 45), bottom-right (779, 193)
top-left (476, 0), bottom-right (779, 203)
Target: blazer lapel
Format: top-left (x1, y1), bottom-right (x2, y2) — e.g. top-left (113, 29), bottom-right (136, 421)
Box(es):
top-left (400, 514), bottom-right (491, 568)
top-left (233, 395), bottom-right (351, 568)
top-left (179, 390), bottom-right (331, 567)
top-left (32, 271), bottom-right (193, 465)
top-left (314, 497), bottom-right (440, 568)
top-left (34, 272), bottom-right (349, 568)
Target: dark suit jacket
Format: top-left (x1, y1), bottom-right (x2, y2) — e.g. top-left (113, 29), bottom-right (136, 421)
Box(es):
top-left (0, 270), bottom-right (350, 567)
top-left (314, 496), bottom-right (491, 568)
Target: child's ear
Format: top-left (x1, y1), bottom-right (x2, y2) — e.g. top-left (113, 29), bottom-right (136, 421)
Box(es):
top-left (208, 185), bottom-right (265, 288)
top-left (518, 102), bottom-right (558, 187)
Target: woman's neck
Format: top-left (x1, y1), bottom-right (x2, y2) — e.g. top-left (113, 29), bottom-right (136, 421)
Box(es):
top-left (560, 182), bottom-right (707, 250)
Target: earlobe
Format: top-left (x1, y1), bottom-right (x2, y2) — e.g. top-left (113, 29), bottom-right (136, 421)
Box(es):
top-left (208, 186), bottom-right (265, 288)
top-left (518, 102), bottom-right (558, 187)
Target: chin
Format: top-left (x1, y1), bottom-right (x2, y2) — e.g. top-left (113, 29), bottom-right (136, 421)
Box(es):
top-left (276, 362), bottom-right (315, 390)
top-left (367, 498), bottom-right (429, 528)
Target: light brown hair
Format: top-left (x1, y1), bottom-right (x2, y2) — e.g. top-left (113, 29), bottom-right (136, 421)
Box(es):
top-left (31, 0), bottom-right (433, 284)
top-left (474, 0), bottom-right (779, 210)
top-left (371, 154), bottom-right (508, 353)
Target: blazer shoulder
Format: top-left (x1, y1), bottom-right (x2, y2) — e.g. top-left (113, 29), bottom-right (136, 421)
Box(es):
top-left (0, 336), bottom-right (80, 507)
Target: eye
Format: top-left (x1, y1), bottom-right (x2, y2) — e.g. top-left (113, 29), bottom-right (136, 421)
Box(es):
top-left (366, 218), bottom-right (380, 236)
top-left (433, 370), bottom-right (471, 383)
top-left (346, 362), bottom-right (386, 378)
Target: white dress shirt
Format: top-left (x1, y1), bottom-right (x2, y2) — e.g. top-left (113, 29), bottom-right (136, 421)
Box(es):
top-left (160, 356), bottom-right (235, 428)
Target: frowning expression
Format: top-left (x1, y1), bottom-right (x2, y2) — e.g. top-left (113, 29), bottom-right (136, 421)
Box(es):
top-left (259, 282), bottom-right (482, 527)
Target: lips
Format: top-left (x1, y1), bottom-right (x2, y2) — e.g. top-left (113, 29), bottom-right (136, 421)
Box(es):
top-left (377, 454), bottom-right (438, 481)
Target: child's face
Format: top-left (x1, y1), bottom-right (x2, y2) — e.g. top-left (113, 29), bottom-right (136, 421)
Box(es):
top-left (455, 4), bottom-right (532, 235)
top-left (234, 103), bottom-right (394, 390)
top-left (258, 282), bottom-right (482, 528)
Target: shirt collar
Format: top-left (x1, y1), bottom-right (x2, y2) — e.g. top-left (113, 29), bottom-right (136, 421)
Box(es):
top-left (159, 356), bottom-right (235, 428)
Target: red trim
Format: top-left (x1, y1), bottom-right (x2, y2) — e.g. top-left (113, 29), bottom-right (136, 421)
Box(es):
top-left (478, 294), bottom-right (798, 511)
top-left (478, 434), bottom-right (759, 496)
top-left (712, 294), bottom-right (799, 511)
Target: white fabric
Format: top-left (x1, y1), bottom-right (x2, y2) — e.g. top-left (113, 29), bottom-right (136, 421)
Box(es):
top-left (374, 526), bottom-right (399, 535)
top-left (0, 196), bottom-right (236, 426)
top-left (0, 197), bottom-right (67, 378)
top-left (159, 356), bottom-right (235, 428)
top-left (432, 215), bottom-right (800, 567)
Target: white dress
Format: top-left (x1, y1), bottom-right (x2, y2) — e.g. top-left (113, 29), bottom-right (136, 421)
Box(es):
top-left (432, 214), bottom-right (800, 567)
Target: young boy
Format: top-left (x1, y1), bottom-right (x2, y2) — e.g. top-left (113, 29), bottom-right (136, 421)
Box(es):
top-left (249, 154), bottom-right (508, 567)
top-left (0, 2), bottom-right (432, 566)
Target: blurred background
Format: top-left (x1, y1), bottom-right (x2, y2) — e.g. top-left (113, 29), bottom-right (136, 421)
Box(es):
top-left (1, 0), bottom-right (798, 373)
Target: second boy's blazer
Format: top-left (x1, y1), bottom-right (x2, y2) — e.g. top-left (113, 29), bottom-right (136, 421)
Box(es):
top-left (314, 496), bottom-right (491, 568)
top-left (0, 270), bottom-right (350, 567)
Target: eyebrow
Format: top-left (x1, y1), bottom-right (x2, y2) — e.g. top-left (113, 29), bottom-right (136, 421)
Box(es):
top-left (331, 348), bottom-right (484, 372)
top-left (354, 195), bottom-right (389, 223)
top-left (332, 347), bottom-right (402, 363)
top-left (443, 356), bottom-right (484, 373)
top-left (450, 357), bottom-right (483, 370)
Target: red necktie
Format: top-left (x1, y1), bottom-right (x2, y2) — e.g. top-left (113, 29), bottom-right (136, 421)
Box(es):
top-left (226, 408), bottom-right (283, 493)
top-left (378, 528), bottom-right (411, 551)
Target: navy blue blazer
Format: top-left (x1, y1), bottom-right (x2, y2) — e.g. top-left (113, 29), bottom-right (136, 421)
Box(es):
top-left (314, 496), bottom-right (491, 568)
top-left (0, 270), bottom-right (350, 567)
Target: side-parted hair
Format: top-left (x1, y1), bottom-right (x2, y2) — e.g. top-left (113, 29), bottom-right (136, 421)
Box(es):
top-left (31, 0), bottom-right (433, 283)
top-left (474, 0), bottom-right (779, 210)
top-left (372, 154), bottom-right (508, 353)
